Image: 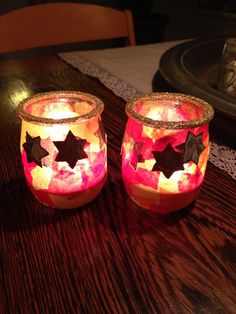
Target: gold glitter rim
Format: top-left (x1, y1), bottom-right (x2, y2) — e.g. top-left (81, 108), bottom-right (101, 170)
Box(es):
top-left (17, 91), bottom-right (104, 125)
top-left (125, 92), bottom-right (214, 129)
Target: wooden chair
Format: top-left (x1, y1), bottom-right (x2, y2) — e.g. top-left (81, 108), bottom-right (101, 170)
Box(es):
top-left (0, 3), bottom-right (136, 54)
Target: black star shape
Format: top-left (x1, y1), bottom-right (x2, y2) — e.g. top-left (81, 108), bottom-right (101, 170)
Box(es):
top-left (23, 132), bottom-right (49, 167)
top-left (176, 132), bottom-right (205, 164)
top-left (130, 142), bottom-right (144, 169)
top-left (53, 131), bottom-right (88, 169)
top-left (152, 143), bottom-right (184, 179)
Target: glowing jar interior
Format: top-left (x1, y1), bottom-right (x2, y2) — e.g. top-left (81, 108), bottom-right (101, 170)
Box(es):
top-left (121, 93), bottom-right (214, 213)
top-left (18, 91), bottom-right (107, 209)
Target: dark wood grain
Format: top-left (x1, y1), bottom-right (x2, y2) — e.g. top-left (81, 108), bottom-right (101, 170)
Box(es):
top-left (0, 55), bottom-right (235, 314)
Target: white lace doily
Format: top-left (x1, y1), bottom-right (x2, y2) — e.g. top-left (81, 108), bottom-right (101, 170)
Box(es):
top-left (209, 142), bottom-right (236, 179)
top-left (59, 43), bottom-right (236, 180)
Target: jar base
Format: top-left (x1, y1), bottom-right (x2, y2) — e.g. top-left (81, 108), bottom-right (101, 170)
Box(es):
top-left (125, 183), bottom-right (201, 213)
top-left (28, 174), bottom-right (107, 209)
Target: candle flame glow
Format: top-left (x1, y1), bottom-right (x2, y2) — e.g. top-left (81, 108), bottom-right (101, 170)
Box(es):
top-left (45, 106), bottom-right (78, 119)
top-left (146, 108), bottom-right (162, 121)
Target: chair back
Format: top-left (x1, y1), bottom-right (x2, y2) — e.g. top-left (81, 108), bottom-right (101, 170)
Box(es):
top-left (0, 3), bottom-right (136, 54)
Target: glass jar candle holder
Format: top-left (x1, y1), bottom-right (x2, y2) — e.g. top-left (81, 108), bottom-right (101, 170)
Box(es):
top-left (121, 93), bottom-right (214, 213)
top-left (218, 37), bottom-right (236, 97)
top-left (17, 91), bottom-right (107, 209)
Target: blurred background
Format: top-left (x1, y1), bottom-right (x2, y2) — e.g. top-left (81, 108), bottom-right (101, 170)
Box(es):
top-left (1, 0), bottom-right (236, 44)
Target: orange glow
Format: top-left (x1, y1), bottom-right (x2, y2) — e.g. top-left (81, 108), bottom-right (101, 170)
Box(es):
top-left (18, 92), bottom-right (106, 209)
top-left (122, 93), bottom-right (213, 213)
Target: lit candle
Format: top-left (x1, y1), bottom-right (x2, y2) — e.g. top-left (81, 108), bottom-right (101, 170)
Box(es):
top-left (18, 91), bottom-right (107, 209)
top-left (121, 93), bottom-right (214, 213)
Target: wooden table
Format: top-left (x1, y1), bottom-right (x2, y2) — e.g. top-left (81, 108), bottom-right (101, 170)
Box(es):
top-left (0, 55), bottom-right (235, 314)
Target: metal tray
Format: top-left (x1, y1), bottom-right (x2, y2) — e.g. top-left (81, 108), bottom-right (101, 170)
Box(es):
top-left (154, 37), bottom-right (236, 120)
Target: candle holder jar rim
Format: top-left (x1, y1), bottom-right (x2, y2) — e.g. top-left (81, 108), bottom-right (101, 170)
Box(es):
top-left (125, 92), bottom-right (214, 129)
top-left (17, 90), bottom-right (104, 125)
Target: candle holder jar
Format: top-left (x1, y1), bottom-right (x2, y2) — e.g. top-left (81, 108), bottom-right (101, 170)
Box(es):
top-left (17, 91), bottom-right (107, 209)
top-left (218, 37), bottom-right (236, 97)
top-left (121, 93), bottom-right (214, 213)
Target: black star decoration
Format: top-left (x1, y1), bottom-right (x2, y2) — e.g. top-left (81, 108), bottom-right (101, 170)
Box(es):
top-left (23, 132), bottom-right (49, 167)
top-left (152, 143), bottom-right (184, 179)
top-left (53, 130), bottom-right (88, 169)
top-left (176, 132), bottom-right (205, 164)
